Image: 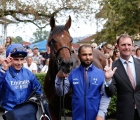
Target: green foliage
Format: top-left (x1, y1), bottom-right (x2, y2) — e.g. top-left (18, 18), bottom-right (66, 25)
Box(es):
top-left (11, 36), bottom-right (24, 43)
top-left (35, 73), bottom-right (46, 92)
top-left (32, 29), bottom-right (49, 43)
top-left (107, 92), bottom-right (117, 116)
top-left (95, 0), bottom-right (140, 43)
top-left (16, 36), bottom-right (23, 43)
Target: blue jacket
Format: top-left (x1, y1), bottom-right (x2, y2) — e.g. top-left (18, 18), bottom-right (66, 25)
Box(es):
top-left (0, 66), bottom-right (42, 111)
top-left (69, 65), bottom-right (104, 120)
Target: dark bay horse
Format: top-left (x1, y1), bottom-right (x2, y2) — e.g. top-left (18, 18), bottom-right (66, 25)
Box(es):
top-left (44, 16), bottom-right (106, 120)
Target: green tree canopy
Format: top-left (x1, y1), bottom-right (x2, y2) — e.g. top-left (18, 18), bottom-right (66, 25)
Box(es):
top-left (12, 36), bottom-right (24, 43)
top-left (32, 29), bottom-right (49, 43)
top-left (94, 0), bottom-right (140, 44)
top-left (0, 0), bottom-right (98, 29)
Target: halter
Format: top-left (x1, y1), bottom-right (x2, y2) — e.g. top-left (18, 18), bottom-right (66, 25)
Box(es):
top-left (48, 25), bottom-right (73, 71)
top-left (50, 40), bottom-right (72, 70)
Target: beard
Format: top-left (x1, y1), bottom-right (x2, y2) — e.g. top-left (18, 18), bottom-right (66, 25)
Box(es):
top-left (80, 60), bottom-right (92, 68)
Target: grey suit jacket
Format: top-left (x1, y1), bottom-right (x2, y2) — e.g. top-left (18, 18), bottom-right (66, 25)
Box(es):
top-left (106, 57), bottom-right (140, 120)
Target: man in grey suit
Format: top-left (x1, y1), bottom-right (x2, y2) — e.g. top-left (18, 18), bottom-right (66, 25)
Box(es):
top-left (105, 34), bottom-right (140, 120)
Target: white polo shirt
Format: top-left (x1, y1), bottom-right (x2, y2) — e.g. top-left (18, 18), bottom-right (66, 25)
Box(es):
top-left (23, 62), bottom-right (37, 73)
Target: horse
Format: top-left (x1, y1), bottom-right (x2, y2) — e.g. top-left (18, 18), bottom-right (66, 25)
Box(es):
top-left (44, 16), bottom-right (107, 120)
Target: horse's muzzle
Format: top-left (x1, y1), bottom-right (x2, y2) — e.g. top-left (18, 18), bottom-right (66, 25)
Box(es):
top-left (60, 60), bottom-right (73, 74)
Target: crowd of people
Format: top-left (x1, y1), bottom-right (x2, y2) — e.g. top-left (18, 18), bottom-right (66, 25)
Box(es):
top-left (0, 38), bottom-right (50, 74)
top-left (0, 34), bottom-right (140, 120)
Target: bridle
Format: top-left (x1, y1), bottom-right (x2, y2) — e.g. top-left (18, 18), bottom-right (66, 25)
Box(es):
top-left (50, 37), bottom-right (73, 70)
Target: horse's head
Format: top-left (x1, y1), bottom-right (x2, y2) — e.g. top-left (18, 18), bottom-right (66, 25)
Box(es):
top-left (48, 16), bottom-right (73, 74)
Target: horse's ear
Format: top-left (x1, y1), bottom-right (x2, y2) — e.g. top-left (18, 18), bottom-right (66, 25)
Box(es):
top-left (65, 15), bottom-right (71, 29)
top-left (50, 15), bottom-right (55, 30)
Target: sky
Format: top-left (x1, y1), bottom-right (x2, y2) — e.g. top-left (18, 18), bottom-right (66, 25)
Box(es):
top-left (5, 18), bottom-right (99, 42)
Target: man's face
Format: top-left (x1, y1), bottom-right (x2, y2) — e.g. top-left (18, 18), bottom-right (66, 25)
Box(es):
top-left (26, 57), bottom-right (32, 65)
top-left (33, 48), bottom-right (38, 54)
top-left (106, 48), bottom-right (112, 53)
top-left (78, 47), bottom-right (93, 67)
top-left (0, 47), bottom-right (4, 54)
top-left (11, 57), bottom-right (24, 70)
top-left (117, 37), bottom-right (132, 60)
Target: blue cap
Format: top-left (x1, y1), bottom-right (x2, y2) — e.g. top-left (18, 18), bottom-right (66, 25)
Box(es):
top-left (6, 43), bottom-right (27, 57)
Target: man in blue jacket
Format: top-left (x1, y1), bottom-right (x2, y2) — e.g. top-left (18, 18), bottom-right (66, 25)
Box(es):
top-left (55, 45), bottom-right (116, 120)
top-left (0, 43), bottom-right (42, 112)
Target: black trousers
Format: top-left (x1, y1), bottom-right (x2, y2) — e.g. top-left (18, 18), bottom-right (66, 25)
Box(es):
top-left (134, 109), bottom-right (140, 120)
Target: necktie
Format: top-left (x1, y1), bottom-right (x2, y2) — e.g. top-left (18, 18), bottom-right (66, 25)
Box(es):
top-left (125, 61), bottom-right (135, 89)
top-left (84, 68), bottom-right (88, 88)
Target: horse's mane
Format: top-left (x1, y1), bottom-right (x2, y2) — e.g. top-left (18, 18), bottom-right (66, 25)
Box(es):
top-left (48, 25), bottom-right (69, 44)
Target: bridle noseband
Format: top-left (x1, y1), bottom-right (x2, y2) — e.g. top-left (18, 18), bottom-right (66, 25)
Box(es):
top-left (50, 40), bottom-right (73, 70)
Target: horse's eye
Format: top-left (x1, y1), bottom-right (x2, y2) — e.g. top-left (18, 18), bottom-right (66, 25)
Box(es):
top-left (70, 37), bottom-right (73, 43)
top-left (52, 39), bottom-right (57, 44)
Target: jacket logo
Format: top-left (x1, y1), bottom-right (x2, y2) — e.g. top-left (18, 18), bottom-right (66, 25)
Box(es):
top-left (10, 80), bottom-right (30, 89)
top-left (73, 82), bottom-right (79, 84)
top-left (73, 78), bottom-right (78, 80)
top-left (92, 78), bottom-right (98, 85)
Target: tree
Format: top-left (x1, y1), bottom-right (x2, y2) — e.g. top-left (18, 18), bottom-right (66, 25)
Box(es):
top-left (0, 0), bottom-right (98, 29)
top-left (32, 29), bottom-right (49, 43)
top-left (11, 36), bottom-right (24, 43)
top-left (16, 36), bottom-right (24, 43)
top-left (94, 0), bottom-right (140, 44)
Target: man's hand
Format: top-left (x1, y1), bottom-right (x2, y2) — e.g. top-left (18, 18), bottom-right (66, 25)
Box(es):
top-left (104, 58), bottom-right (117, 82)
top-left (2, 53), bottom-right (13, 70)
top-left (95, 116), bottom-right (104, 120)
top-left (57, 70), bottom-right (69, 78)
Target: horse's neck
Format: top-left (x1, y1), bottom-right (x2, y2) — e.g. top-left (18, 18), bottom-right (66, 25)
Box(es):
top-left (71, 52), bottom-right (80, 69)
top-left (48, 58), bottom-right (58, 78)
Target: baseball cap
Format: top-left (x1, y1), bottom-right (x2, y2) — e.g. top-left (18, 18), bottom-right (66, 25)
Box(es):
top-left (32, 45), bottom-right (38, 50)
top-left (6, 43), bottom-right (27, 57)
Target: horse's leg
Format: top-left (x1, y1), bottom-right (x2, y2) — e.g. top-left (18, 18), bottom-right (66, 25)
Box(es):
top-left (49, 104), bottom-right (59, 120)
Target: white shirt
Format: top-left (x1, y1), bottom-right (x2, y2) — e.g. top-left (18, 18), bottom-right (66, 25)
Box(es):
top-left (119, 56), bottom-right (136, 85)
top-left (23, 62), bottom-right (37, 73)
top-left (41, 65), bottom-right (48, 73)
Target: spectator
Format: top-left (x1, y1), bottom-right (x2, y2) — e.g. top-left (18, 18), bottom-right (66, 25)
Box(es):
top-left (135, 48), bottom-right (140, 59)
top-left (41, 44), bottom-right (50, 66)
top-left (112, 49), bottom-right (120, 61)
top-left (4, 37), bottom-right (12, 49)
top-left (91, 42), bottom-right (98, 49)
top-left (0, 43), bottom-right (42, 113)
top-left (134, 45), bottom-right (139, 50)
top-left (0, 56), bottom-right (4, 69)
top-left (131, 47), bottom-right (136, 57)
top-left (23, 56), bottom-right (37, 73)
top-left (40, 59), bottom-right (49, 73)
top-left (32, 45), bottom-right (43, 72)
top-left (105, 44), bottom-right (113, 57)
top-left (104, 53), bottom-right (111, 66)
top-left (55, 45), bottom-right (116, 120)
top-left (0, 45), bottom-right (6, 58)
top-left (27, 48), bottom-right (33, 56)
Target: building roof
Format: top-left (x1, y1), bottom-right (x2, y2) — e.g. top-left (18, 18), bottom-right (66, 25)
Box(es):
top-left (78, 35), bottom-right (94, 43)
top-left (72, 43), bottom-right (80, 49)
top-left (22, 41), bottom-right (31, 46)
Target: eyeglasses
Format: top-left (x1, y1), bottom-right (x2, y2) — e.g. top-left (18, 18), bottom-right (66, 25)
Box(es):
top-left (11, 47), bottom-right (27, 54)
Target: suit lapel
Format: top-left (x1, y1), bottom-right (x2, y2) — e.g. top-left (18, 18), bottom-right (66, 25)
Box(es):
top-left (133, 58), bottom-right (140, 90)
top-left (114, 59), bottom-right (133, 89)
